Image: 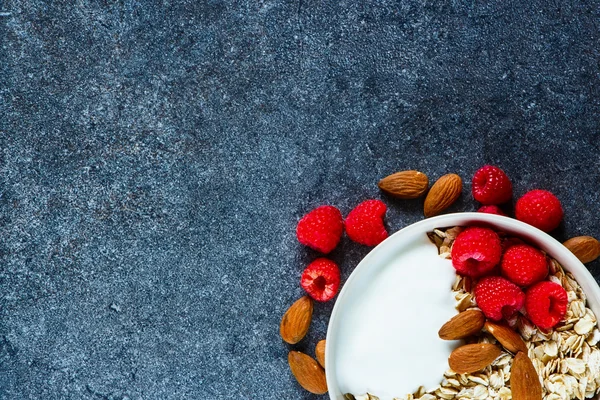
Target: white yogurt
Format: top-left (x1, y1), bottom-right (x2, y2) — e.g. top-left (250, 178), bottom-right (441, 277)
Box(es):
top-left (333, 234), bottom-right (458, 399)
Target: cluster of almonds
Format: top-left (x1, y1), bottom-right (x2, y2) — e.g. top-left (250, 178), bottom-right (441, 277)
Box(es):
top-left (378, 170), bottom-right (462, 217)
top-left (280, 296), bottom-right (328, 394)
top-left (439, 309), bottom-right (542, 399)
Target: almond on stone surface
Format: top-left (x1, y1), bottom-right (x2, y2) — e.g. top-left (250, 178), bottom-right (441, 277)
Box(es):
top-left (423, 173), bottom-right (462, 217)
top-left (378, 170), bottom-right (429, 199)
top-left (448, 343), bottom-right (501, 374)
top-left (288, 351), bottom-right (328, 394)
top-left (563, 236), bottom-right (600, 264)
top-left (511, 351), bottom-right (542, 400)
top-left (484, 321), bottom-right (528, 354)
top-left (438, 309), bottom-right (485, 340)
top-left (280, 296), bottom-right (313, 344)
top-left (315, 339), bottom-right (326, 368)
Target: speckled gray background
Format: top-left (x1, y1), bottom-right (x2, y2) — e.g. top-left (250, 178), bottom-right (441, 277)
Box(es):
top-left (1, 0), bottom-right (600, 399)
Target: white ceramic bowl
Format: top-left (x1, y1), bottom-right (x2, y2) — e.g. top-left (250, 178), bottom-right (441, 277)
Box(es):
top-left (326, 212), bottom-right (600, 400)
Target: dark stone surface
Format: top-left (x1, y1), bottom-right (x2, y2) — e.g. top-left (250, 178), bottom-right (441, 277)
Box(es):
top-left (1, 0), bottom-right (600, 398)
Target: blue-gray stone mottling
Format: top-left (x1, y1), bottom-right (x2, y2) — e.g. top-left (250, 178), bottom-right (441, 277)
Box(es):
top-left (1, 0), bottom-right (600, 398)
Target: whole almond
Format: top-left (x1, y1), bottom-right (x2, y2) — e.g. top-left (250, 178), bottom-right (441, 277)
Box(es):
top-left (448, 343), bottom-right (501, 374)
top-left (563, 236), bottom-right (600, 264)
top-left (511, 351), bottom-right (542, 400)
top-left (484, 321), bottom-right (528, 354)
top-left (288, 351), bottom-right (328, 394)
top-left (438, 309), bottom-right (485, 340)
top-left (423, 173), bottom-right (462, 217)
top-left (315, 339), bottom-right (326, 368)
top-left (280, 296), bottom-right (313, 344)
top-left (378, 170), bottom-right (429, 199)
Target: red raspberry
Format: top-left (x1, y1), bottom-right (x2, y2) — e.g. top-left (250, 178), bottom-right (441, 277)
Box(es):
top-left (471, 165), bottom-right (513, 205)
top-left (515, 190), bottom-right (563, 232)
top-left (525, 281), bottom-right (568, 330)
top-left (296, 205), bottom-right (343, 254)
top-left (474, 276), bottom-right (526, 321)
top-left (344, 200), bottom-right (388, 246)
top-left (451, 227), bottom-right (502, 277)
top-left (477, 205), bottom-right (506, 216)
top-left (500, 244), bottom-right (548, 287)
top-left (300, 258), bottom-right (341, 302)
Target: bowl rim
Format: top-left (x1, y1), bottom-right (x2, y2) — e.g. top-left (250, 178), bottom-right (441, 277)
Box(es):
top-left (325, 212), bottom-right (600, 400)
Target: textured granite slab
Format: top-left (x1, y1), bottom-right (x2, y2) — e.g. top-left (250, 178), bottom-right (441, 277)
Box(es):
top-left (1, 0), bottom-right (600, 399)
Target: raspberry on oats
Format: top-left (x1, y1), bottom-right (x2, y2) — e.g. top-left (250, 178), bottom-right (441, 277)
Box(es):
top-left (500, 244), bottom-right (548, 287)
top-left (525, 281), bottom-right (568, 330)
top-left (474, 276), bottom-right (526, 321)
top-left (451, 227), bottom-right (502, 277)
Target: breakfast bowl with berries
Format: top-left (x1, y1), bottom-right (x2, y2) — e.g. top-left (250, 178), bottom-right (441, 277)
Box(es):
top-left (326, 213), bottom-right (600, 400)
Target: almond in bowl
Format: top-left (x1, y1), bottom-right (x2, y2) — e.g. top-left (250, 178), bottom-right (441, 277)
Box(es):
top-left (325, 213), bottom-right (600, 400)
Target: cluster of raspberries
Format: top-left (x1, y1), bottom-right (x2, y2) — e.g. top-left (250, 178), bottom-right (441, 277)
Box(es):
top-left (295, 200), bottom-right (388, 302)
top-left (452, 226), bottom-right (568, 330)
top-left (472, 165), bottom-right (563, 233)
top-left (295, 165), bottom-right (566, 307)
top-left (459, 165), bottom-right (567, 330)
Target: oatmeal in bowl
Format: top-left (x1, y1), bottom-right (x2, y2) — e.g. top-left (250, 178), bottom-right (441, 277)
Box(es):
top-left (325, 213), bottom-right (600, 400)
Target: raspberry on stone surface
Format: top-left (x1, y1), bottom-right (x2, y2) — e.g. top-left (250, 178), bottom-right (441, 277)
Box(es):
top-left (515, 189), bottom-right (563, 232)
top-left (296, 205), bottom-right (343, 254)
top-left (477, 205), bottom-right (507, 216)
top-left (344, 199), bottom-right (388, 246)
top-left (471, 165), bottom-right (513, 205)
top-left (300, 258), bottom-right (341, 302)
